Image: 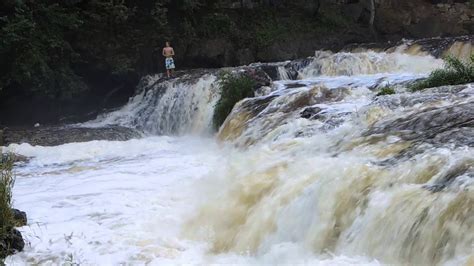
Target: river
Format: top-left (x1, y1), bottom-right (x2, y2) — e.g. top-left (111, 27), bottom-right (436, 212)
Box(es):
top-left (4, 46), bottom-right (474, 265)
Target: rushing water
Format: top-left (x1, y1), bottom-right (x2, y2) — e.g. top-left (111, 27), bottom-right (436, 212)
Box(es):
top-left (4, 45), bottom-right (474, 265)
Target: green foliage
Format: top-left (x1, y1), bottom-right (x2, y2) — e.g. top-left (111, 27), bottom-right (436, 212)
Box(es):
top-left (376, 85), bottom-right (395, 96)
top-left (213, 72), bottom-right (256, 130)
top-left (151, 1), bottom-right (169, 26)
top-left (177, 0), bottom-right (204, 12)
top-left (255, 16), bottom-right (287, 47)
top-left (0, 0), bottom-right (169, 99)
top-left (0, 0), bottom-right (355, 102)
top-left (199, 13), bottom-right (234, 38)
top-left (0, 154), bottom-right (15, 236)
top-left (411, 55), bottom-right (474, 91)
top-left (316, 8), bottom-right (350, 31)
top-left (78, 0), bottom-right (138, 75)
top-left (0, 2), bottom-right (85, 97)
top-left (250, 7), bottom-right (349, 47)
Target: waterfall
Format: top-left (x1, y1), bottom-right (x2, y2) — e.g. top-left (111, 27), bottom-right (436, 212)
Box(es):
top-left (185, 48), bottom-right (474, 265)
top-left (277, 66), bottom-right (291, 80)
top-left (298, 50), bottom-right (443, 78)
top-left (8, 37), bottom-right (474, 265)
top-left (85, 73), bottom-right (220, 135)
top-left (83, 38), bottom-right (472, 137)
top-left (188, 77), bottom-right (474, 264)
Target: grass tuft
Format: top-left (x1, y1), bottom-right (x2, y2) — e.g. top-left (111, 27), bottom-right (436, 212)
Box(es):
top-left (411, 55), bottom-right (474, 91)
top-left (0, 153), bottom-right (15, 237)
top-left (213, 71), bottom-right (256, 130)
top-left (376, 85), bottom-right (396, 96)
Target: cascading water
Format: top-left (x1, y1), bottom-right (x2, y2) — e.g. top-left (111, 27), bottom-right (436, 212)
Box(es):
top-left (299, 50), bottom-right (443, 77)
top-left (277, 66), bottom-right (292, 80)
top-left (85, 73), bottom-right (220, 135)
top-left (5, 41), bottom-right (474, 265)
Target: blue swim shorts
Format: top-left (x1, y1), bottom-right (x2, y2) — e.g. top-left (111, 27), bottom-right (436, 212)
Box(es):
top-left (165, 57), bottom-right (175, 70)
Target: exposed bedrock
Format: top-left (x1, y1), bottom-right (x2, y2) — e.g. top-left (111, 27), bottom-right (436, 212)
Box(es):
top-left (1, 126), bottom-right (142, 147)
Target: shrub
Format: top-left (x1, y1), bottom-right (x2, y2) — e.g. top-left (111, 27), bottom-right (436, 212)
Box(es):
top-left (0, 2), bottom-right (86, 97)
top-left (213, 72), bottom-right (256, 130)
top-left (411, 55), bottom-right (474, 91)
top-left (376, 85), bottom-right (395, 96)
top-left (0, 154), bottom-right (14, 237)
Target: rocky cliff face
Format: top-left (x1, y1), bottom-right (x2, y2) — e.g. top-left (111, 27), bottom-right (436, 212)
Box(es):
top-left (373, 0), bottom-right (473, 39)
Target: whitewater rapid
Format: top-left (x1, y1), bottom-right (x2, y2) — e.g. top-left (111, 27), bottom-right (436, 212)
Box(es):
top-left (5, 138), bottom-right (217, 264)
top-left (5, 137), bottom-right (379, 265)
top-left (4, 47), bottom-right (474, 265)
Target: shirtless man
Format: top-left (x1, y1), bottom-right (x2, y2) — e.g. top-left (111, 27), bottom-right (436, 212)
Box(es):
top-left (162, 41), bottom-right (175, 78)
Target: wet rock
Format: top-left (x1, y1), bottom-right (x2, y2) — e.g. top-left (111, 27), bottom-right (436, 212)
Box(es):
top-left (3, 126), bottom-right (142, 146)
top-left (144, 69), bottom-right (220, 92)
top-left (237, 94), bottom-right (279, 117)
top-left (240, 67), bottom-right (272, 89)
top-left (219, 84), bottom-right (352, 145)
top-left (429, 127), bottom-right (474, 147)
top-left (11, 209), bottom-right (27, 227)
top-left (0, 228), bottom-right (24, 259)
top-left (342, 36), bottom-right (473, 58)
top-left (420, 83), bottom-right (473, 94)
top-left (284, 58), bottom-right (313, 79)
top-left (300, 106), bottom-right (322, 119)
top-left (366, 101), bottom-right (474, 147)
top-left (285, 83), bottom-right (307, 89)
top-left (423, 161), bottom-right (473, 192)
top-left (258, 64), bottom-right (281, 81)
top-left (0, 153), bottom-right (30, 164)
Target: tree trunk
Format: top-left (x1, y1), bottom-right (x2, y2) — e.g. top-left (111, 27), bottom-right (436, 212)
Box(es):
top-left (369, 0), bottom-right (377, 40)
top-left (315, 0), bottom-right (321, 16)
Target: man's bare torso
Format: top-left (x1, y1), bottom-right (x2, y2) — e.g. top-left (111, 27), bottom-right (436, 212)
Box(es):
top-left (163, 47), bottom-right (174, 58)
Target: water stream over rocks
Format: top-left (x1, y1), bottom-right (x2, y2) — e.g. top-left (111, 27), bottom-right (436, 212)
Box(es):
top-left (3, 38), bottom-right (474, 265)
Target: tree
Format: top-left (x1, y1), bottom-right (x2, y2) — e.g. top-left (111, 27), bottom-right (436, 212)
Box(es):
top-left (369, 0), bottom-right (376, 38)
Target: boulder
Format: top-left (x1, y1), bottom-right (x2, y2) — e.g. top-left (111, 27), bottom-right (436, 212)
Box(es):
top-left (0, 228), bottom-right (24, 259)
top-left (11, 209), bottom-right (27, 227)
top-left (300, 106), bottom-right (323, 119)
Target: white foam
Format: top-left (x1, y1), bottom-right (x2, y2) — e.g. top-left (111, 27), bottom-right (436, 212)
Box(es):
top-left (7, 137), bottom-right (383, 265)
top-left (83, 74), bottom-right (219, 135)
top-left (299, 51), bottom-right (444, 78)
top-left (8, 137), bottom-right (220, 264)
